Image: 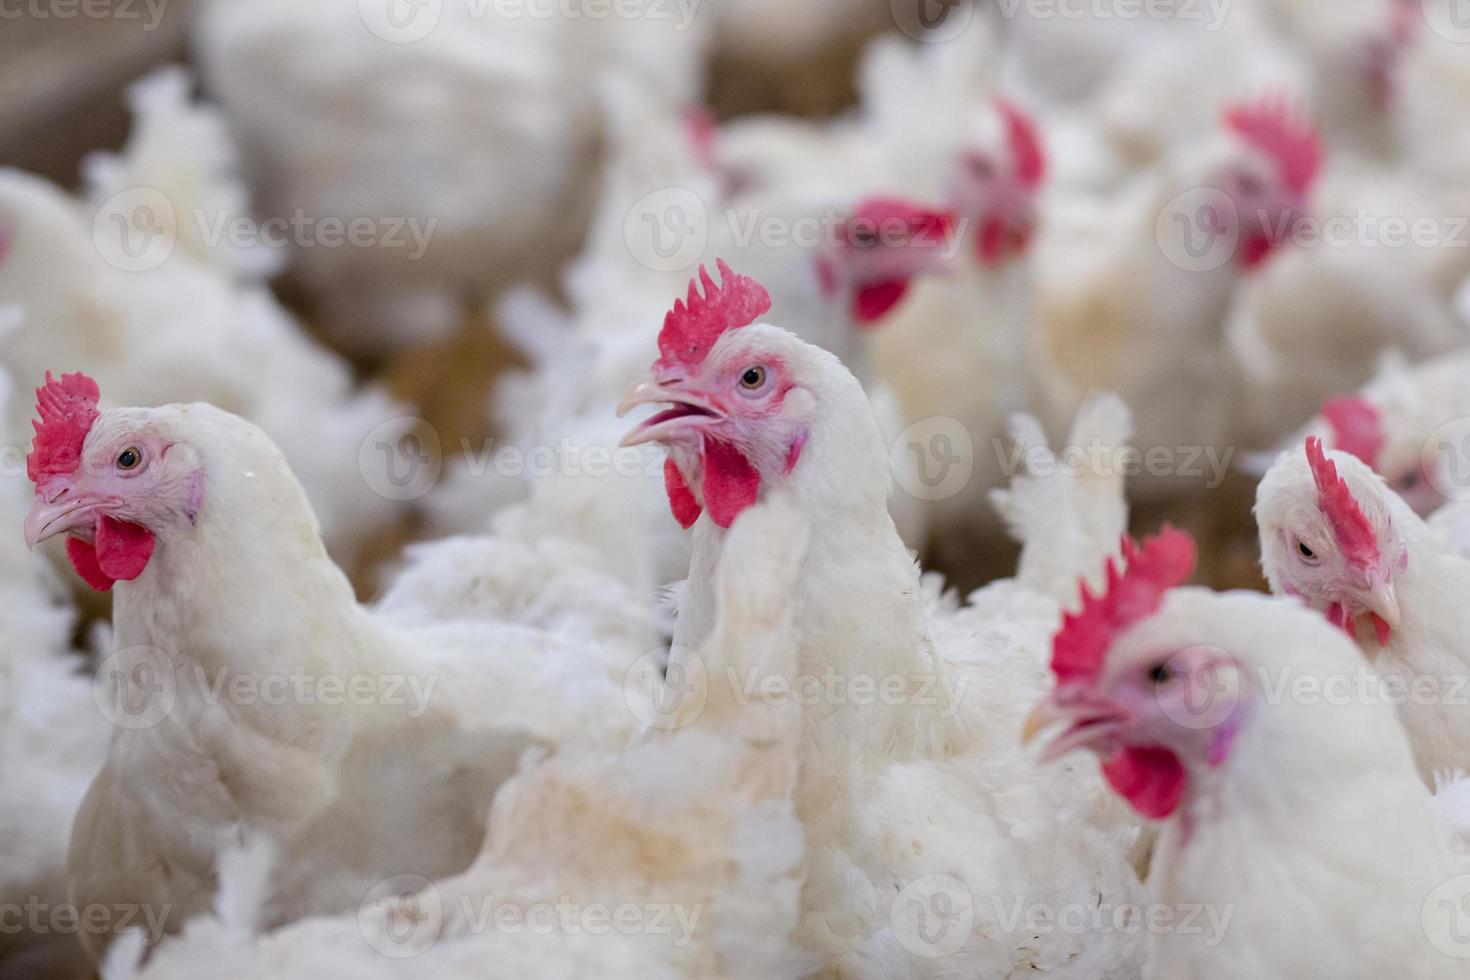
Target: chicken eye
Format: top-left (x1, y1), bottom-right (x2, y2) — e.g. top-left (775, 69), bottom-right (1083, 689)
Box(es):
top-left (1234, 172), bottom-right (1265, 197)
top-left (1297, 541), bottom-right (1316, 560)
top-left (116, 447), bottom-right (142, 471)
top-left (1147, 663), bottom-right (1173, 685)
top-left (1399, 471), bottom-right (1419, 490)
top-left (967, 154), bottom-right (996, 180)
top-left (739, 366), bottom-right (767, 390)
top-left (849, 226), bottom-right (877, 248)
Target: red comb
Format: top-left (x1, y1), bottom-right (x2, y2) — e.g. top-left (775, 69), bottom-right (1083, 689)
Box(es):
top-left (1320, 395), bottom-right (1383, 469)
top-left (1305, 436), bottom-right (1380, 569)
top-left (26, 371), bottom-right (100, 485)
top-left (657, 259), bottom-right (771, 369)
top-left (1051, 526), bottom-right (1197, 686)
top-left (995, 98), bottom-right (1045, 188)
top-left (1223, 97), bottom-right (1321, 197)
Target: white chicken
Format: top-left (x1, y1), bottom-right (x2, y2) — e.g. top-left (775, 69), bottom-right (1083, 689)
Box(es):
top-left (193, 0), bottom-right (711, 351)
top-left (1256, 436), bottom-right (1470, 784)
top-left (618, 262), bottom-right (1148, 976)
top-left (0, 69), bottom-right (411, 573)
top-left (1025, 527), bottom-right (1470, 979)
top-left (113, 492), bottom-right (815, 980)
top-left (22, 372), bottom-right (655, 961)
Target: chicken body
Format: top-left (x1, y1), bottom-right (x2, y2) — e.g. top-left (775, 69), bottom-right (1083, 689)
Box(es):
top-left (631, 304), bottom-right (1146, 976)
top-left (39, 400), bottom-right (649, 960)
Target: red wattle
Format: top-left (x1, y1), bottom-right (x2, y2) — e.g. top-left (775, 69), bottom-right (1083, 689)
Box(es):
top-left (68, 516), bottom-right (155, 590)
top-left (65, 538), bottom-right (116, 592)
top-left (663, 458), bottom-right (703, 529)
top-left (96, 516), bottom-right (153, 581)
top-left (852, 280), bottom-right (909, 324)
top-left (1102, 746), bottom-right (1187, 820)
top-left (700, 436), bottom-right (760, 528)
top-left (1239, 233), bottom-right (1277, 269)
top-left (1370, 613), bottom-right (1392, 647)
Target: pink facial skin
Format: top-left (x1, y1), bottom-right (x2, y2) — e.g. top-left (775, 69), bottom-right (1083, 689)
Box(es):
top-left (621, 350), bottom-right (805, 530)
top-left (1029, 643), bottom-right (1246, 821)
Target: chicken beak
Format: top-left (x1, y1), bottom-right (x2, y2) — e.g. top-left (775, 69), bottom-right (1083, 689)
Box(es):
top-left (617, 375), bottom-right (722, 449)
top-left (616, 377), bottom-right (678, 419)
top-left (1022, 689), bottom-right (1130, 764)
top-left (24, 494), bottom-right (101, 550)
top-left (1021, 697), bottom-right (1066, 746)
top-left (1358, 578), bottom-right (1401, 631)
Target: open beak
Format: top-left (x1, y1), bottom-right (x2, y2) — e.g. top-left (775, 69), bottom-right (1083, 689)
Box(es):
top-left (617, 375), bottom-right (723, 448)
top-left (1022, 689), bottom-right (1131, 764)
top-left (25, 494), bottom-right (104, 550)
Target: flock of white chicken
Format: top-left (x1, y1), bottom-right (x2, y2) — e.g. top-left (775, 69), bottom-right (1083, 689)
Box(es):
top-left (8, 0), bottom-right (1470, 977)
